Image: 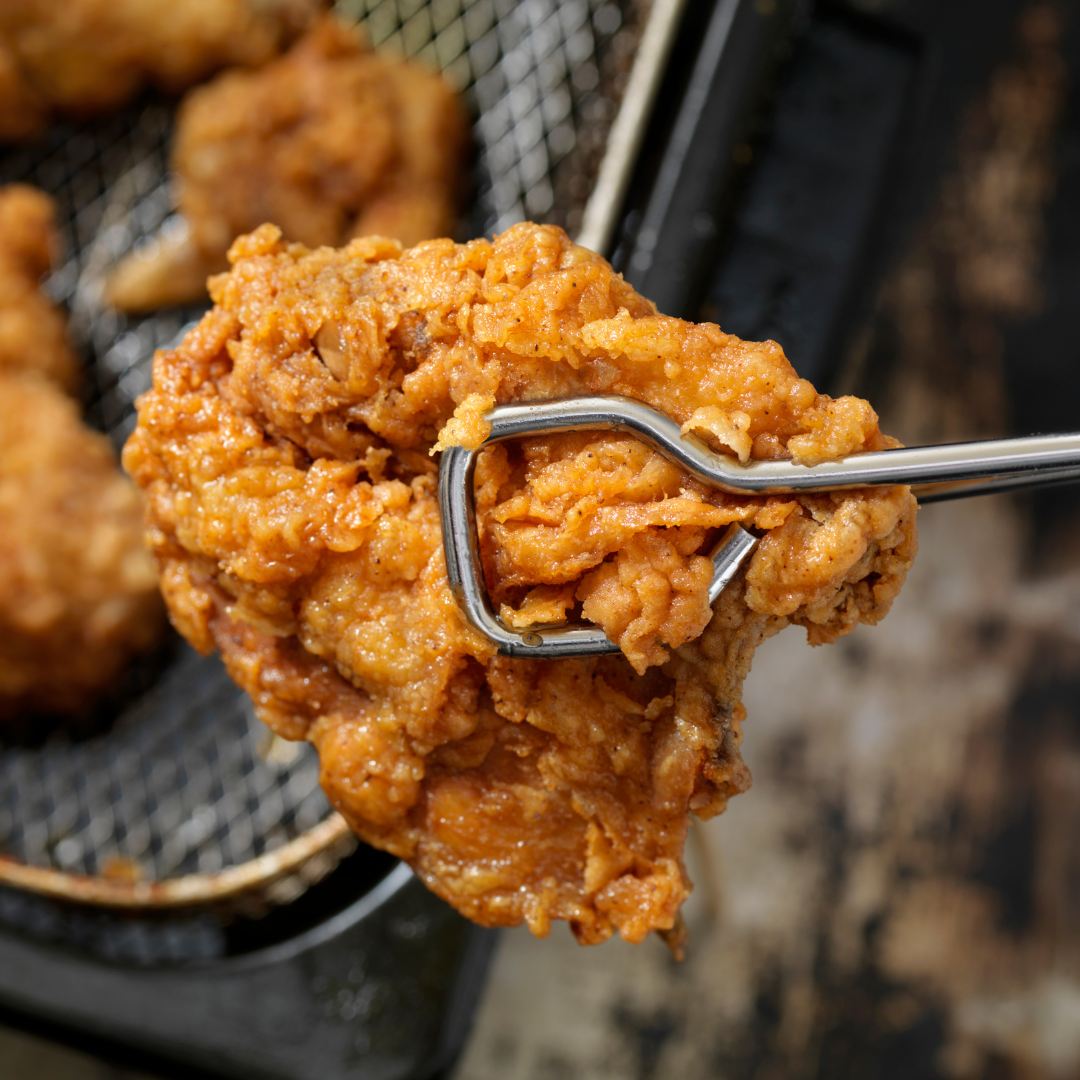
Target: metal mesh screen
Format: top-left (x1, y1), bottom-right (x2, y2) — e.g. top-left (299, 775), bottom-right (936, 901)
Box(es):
top-left (0, 0), bottom-right (645, 925)
top-left (0, 647), bottom-right (328, 880)
top-left (339, 0), bottom-right (645, 236)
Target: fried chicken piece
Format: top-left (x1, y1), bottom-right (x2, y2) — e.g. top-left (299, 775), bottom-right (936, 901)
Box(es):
top-left (0, 0), bottom-right (320, 142)
top-left (0, 184), bottom-right (78, 393)
top-left (124, 223), bottom-right (917, 946)
top-left (0, 187), bottom-right (162, 721)
top-left (0, 373), bottom-right (164, 720)
top-left (0, 36), bottom-right (47, 142)
top-left (105, 17), bottom-right (468, 313)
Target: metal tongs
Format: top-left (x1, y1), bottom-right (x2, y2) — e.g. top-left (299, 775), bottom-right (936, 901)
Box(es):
top-left (439, 395), bottom-right (1080, 658)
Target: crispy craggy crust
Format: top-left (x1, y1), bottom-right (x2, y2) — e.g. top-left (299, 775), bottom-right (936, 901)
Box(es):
top-left (105, 17), bottom-right (468, 312)
top-left (0, 0), bottom-right (320, 142)
top-left (0, 184), bottom-right (78, 392)
top-left (0, 374), bottom-right (164, 720)
top-left (124, 222), bottom-right (917, 945)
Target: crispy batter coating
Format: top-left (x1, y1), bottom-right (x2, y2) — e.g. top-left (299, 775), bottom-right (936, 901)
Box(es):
top-left (106, 17), bottom-right (468, 313)
top-left (0, 0), bottom-right (320, 143)
top-left (0, 373), bottom-right (164, 720)
top-left (124, 223), bottom-right (917, 946)
top-left (0, 184), bottom-right (78, 393)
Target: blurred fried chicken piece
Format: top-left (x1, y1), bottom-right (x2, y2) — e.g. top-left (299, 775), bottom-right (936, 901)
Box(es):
top-left (0, 36), bottom-right (47, 142)
top-left (124, 223), bottom-right (917, 947)
top-left (0, 184), bottom-right (78, 393)
top-left (1, 189), bottom-right (163, 719)
top-left (0, 0), bottom-right (320, 143)
top-left (0, 373), bottom-right (164, 720)
top-left (106, 17), bottom-right (468, 313)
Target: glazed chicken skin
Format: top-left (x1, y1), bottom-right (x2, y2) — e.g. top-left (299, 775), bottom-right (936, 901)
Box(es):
top-left (124, 223), bottom-right (917, 947)
top-left (0, 0), bottom-right (320, 143)
top-left (0, 373), bottom-right (164, 720)
top-left (0, 184), bottom-right (78, 392)
top-left (106, 17), bottom-right (468, 313)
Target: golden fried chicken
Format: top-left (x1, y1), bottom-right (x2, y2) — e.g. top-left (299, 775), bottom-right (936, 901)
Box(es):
top-left (0, 0), bottom-right (321, 142)
top-left (124, 223), bottom-right (917, 947)
top-left (106, 17), bottom-right (468, 313)
top-left (0, 373), bottom-right (164, 720)
top-left (0, 184), bottom-right (78, 393)
top-left (0, 36), bottom-right (47, 142)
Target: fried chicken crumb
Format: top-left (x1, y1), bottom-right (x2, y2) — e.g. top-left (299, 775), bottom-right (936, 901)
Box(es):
top-left (125, 222), bottom-right (917, 946)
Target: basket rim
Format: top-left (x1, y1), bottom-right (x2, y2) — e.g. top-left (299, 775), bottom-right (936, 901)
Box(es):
top-left (0, 812), bottom-right (352, 909)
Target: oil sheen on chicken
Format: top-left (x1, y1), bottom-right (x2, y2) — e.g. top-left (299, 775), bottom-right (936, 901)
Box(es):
top-left (124, 222), bottom-right (917, 948)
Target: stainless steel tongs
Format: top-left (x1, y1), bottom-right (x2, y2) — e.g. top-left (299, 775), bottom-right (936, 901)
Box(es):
top-left (438, 394), bottom-right (1080, 658)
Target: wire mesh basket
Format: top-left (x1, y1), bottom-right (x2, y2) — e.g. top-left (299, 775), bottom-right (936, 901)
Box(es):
top-left (0, 0), bottom-right (650, 960)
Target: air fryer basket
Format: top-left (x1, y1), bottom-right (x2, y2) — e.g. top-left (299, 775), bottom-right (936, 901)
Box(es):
top-left (0, 0), bottom-right (650, 950)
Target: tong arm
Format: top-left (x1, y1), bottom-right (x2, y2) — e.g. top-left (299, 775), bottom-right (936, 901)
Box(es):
top-left (439, 395), bottom-right (1080, 655)
top-left (463, 395), bottom-right (1080, 496)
